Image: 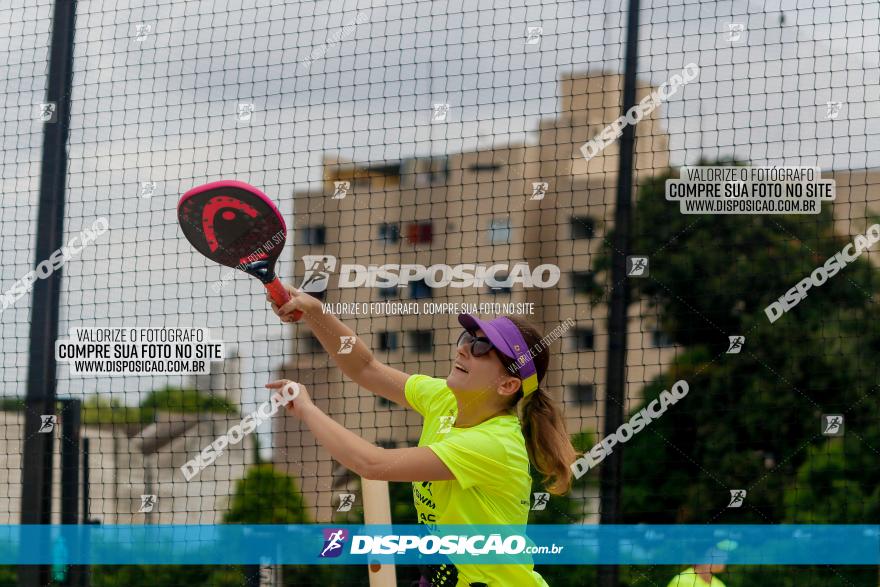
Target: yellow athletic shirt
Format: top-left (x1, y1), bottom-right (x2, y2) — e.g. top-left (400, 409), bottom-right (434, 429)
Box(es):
top-left (405, 374), bottom-right (550, 587)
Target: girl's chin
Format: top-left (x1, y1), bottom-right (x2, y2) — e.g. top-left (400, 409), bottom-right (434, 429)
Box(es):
top-left (446, 371), bottom-right (467, 390)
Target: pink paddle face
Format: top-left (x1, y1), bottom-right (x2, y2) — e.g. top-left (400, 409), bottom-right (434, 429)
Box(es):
top-left (177, 180), bottom-right (287, 282)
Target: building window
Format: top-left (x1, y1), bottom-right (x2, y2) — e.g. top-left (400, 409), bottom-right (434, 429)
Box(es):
top-left (469, 162), bottom-right (502, 173)
top-left (407, 330), bottom-right (434, 354)
top-left (302, 333), bottom-right (323, 354)
top-left (377, 331), bottom-right (399, 351)
top-left (377, 286), bottom-right (399, 300)
top-left (571, 217), bottom-right (594, 239)
top-left (414, 156), bottom-right (449, 187)
top-left (487, 272), bottom-right (512, 294)
top-left (489, 217), bottom-right (511, 244)
top-left (406, 221), bottom-right (433, 244)
top-left (409, 279), bottom-right (432, 299)
top-left (378, 223), bottom-right (400, 244)
top-left (307, 289), bottom-right (327, 301)
top-left (573, 328), bottom-right (594, 350)
top-left (572, 271), bottom-right (596, 295)
top-left (651, 328), bottom-right (674, 347)
top-left (568, 384), bottom-right (595, 405)
top-left (302, 225), bottom-right (326, 245)
top-left (331, 463), bottom-right (356, 488)
top-left (433, 157), bottom-right (449, 185)
top-left (370, 163), bottom-right (403, 177)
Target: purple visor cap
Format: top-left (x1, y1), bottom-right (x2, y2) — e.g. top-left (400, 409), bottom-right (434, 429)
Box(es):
top-left (457, 314), bottom-right (539, 396)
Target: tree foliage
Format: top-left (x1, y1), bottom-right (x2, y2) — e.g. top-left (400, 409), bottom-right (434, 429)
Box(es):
top-left (594, 161), bottom-right (880, 585)
top-left (140, 386), bottom-right (239, 415)
top-left (223, 464), bottom-right (310, 525)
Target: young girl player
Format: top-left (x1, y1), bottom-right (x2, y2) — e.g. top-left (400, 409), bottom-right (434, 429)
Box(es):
top-left (266, 285), bottom-right (576, 586)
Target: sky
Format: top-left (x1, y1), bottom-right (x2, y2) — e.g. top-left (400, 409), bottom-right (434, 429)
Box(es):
top-left (0, 0), bottom-right (878, 457)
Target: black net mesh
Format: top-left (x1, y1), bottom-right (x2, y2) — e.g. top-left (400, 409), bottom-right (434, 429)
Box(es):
top-left (1, 0), bottom-right (878, 585)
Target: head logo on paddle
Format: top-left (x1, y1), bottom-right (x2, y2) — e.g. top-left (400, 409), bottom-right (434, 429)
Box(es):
top-left (177, 180), bottom-right (302, 321)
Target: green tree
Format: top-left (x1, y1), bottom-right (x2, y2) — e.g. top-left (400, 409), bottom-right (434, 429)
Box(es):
top-left (224, 464), bottom-right (309, 524)
top-left (593, 161), bottom-right (880, 586)
top-left (82, 393), bottom-right (154, 425)
top-left (784, 437), bottom-right (880, 524)
top-left (0, 397), bottom-right (23, 412)
top-left (530, 431), bottom-right (598, 585)
top-left (140, 386), bottom-right (239, 415)
top-left (82, 387), bottom-right (238, 426)
top-left (91, 466), bottom-right (357, 586)
top-left (92, 565), bottom-right (244, 587)
top-left (0, 566), bottom-right (14, 587)
top-left (592, 162), bottom-right (880, 525)
top-left (224, 464), bottom-right (366, 586)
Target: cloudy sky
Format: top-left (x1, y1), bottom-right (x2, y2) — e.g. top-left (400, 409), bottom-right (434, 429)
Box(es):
top-left (1, 0), bottom-right (877, 456)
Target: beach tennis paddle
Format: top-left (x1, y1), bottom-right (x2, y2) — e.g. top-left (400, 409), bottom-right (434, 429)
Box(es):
top-left (177, 179), bottom-right (302, 321)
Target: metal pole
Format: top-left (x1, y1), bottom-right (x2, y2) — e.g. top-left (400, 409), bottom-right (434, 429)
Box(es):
top-left (82, 437), bottom-right (90, 523)
top-left (59, 399), bottom-right (82, 587)
top-left (599, 0), bottom-right (640, 585)
top-left (19, 0), bottom-right (77, 585)
top-left (243, 565), bottom-right (261, 587)
top-left (82, 436), bottom-right (91, 587)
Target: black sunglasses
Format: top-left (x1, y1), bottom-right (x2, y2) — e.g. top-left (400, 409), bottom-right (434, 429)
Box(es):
top-left (456, 331), bottom-right (496, 357)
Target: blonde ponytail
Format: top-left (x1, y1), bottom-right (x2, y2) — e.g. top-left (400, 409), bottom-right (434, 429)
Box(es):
top-left (504, 316), bottom-right (578, 496)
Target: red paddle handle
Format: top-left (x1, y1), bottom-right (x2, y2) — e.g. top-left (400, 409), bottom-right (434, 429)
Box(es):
top-left (265, 278), bottom-right (303, 322)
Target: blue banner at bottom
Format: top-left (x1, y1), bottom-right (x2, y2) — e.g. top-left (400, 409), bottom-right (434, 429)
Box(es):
top-left (1, 525), bottom-right (877, 566)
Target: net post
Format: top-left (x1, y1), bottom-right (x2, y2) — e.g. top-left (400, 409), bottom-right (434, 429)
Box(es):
top-left (59, 398), bottom-right (82, 587)
top-left (19, 0), bottom-right (78, 585)
top-left (362, 478), bottom-right (397, 586)
top-left (599, 0), bottom-right (640, 585)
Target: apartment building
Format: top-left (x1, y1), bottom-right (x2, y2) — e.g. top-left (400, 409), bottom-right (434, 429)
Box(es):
top-left (0, 355), bottom-right (254, 525)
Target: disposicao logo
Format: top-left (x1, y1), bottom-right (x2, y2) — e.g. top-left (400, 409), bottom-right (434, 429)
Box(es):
top-left (319, 528), bottom-right (348, 558)
top-left (299, 255), bottom-right (560, 292)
